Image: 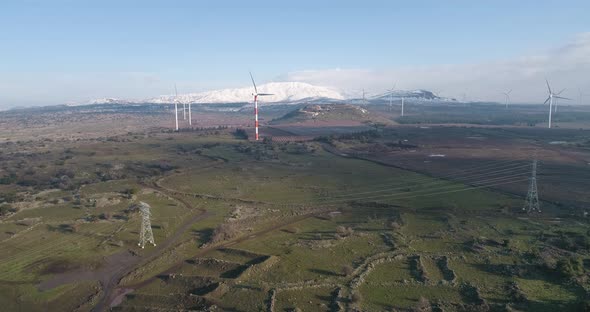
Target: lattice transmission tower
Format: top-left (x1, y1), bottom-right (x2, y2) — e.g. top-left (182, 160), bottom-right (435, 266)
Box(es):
top-left (523, 159), bottom-right (541, 213)
top-left (137, 202), bottom-right (156, 248)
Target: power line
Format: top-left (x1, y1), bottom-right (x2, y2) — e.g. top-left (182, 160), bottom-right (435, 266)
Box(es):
top-left (266, 159), bottom-right (528, 202)
top-left (285, 172), bottom-right (529, 206)
top-left (0, 223), bottom-right (116, 278)
top-left (332, 159), bottom-right (526, 194)
top-left (320, 163), bottom-right (529, 200)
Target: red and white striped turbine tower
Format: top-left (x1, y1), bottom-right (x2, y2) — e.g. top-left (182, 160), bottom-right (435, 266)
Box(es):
top-left (250, 72), bottom-right (273, 141)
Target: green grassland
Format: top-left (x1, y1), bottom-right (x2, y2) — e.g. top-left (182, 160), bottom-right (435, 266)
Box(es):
top-left (1, 127), bottom-right (589, 311)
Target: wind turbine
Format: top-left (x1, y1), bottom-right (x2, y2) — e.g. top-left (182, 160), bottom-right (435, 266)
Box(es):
top-left (387, 84), bottom-right (396, 112)
top-left (362, 89), bottom-right (368, 106)
top-left (543, 79), bottom-right (571, 129)
top-left (554, 88), bottom-right (565, 113)
top-left (174, 84), bottom-right (179, 131)
top-left (175, 85), bottom-right (192, 126)
top-left (462, 92), bottom-right (468, 106)
top-left (182, 97), bottom-right (186, 120)
top-left (433, 89), bottom-right (443, 100)
top-left (250, 72), bottom-right (273, 141)
top-left (502, 89), bottom-right (512, 108)
top-left (188, 97), bottom-right (192, 126)
top-left (401, 96), bottom-right (405, 116)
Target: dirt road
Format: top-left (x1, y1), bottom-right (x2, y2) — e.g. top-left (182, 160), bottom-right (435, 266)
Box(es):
top-left (90, 182), bottom-right (209, 312)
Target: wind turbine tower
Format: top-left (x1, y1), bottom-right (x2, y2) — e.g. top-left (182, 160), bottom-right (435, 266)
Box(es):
top-left (401, 97), bottom-right (405, 117)
top-left (249, 72), bottom-right (273, 141)
top-left (543, 79), bottom-right (571, 129)
top-left (188, 101), bottom-right (192, 126)
top-left (182, 99), bottom-right (186, 120)
top-left (502, 89), bottom-right (512, 108)
top-left (523, 159), bottom-right (541, 213)
top-left (137, 202), bottom-right (156, 248)
top-left (174, 85), bottom-right (179, 131)
top-left (387, 84), bottom-right (396, 112)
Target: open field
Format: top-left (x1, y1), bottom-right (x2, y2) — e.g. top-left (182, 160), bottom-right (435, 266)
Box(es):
top-left (0, 103), bottom-right (589, 311)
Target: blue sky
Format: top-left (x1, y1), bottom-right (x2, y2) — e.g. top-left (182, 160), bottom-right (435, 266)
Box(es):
top-left (1, 0), bottom-right (589, 107)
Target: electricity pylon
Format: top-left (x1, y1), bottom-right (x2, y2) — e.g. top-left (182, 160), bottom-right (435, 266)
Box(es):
top-left (137, 202), bottom-right (156, 248)
top-left (523, 159), bottom-right (541, 213)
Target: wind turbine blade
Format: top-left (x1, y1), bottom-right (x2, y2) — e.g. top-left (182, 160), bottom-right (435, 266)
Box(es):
top-left (507, 89), bottom-right (512, 95)
top-left (258, 93), bottom-right (274, 96)
top-left (556, 88), bottom-right (566, 95)
top-left (249, 72), bottom-right (258, 95)
top-left (554, 96), bottom-right (572, 100)
top-left (543, 97), bottom-right (550, 105)
top-left (545, 79), bottom-right (552, 94)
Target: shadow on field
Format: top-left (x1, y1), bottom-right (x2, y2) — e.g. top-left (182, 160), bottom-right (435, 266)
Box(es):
top-left (220, 265), bottom-right (248, 278)
top-left (194, 228), bottom-right (214, 243)
top-left (308, 268), bottom-right (339, 277)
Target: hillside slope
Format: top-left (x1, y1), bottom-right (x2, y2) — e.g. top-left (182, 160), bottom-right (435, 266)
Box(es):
top-left (271, 104), bottom-right (393, 125)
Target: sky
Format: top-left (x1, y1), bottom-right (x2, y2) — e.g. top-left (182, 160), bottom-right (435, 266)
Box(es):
top-left (0, 0), bottom-right (589, 108)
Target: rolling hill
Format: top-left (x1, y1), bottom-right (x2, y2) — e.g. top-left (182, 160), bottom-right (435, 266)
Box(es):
top-left (271, 104), bottom-right (394, 125)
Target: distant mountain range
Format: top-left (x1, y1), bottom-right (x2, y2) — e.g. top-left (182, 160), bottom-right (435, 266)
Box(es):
top-left (85, 82), bottom-right (452, 106)
top-left (368, 89), bottom-right (442, 101)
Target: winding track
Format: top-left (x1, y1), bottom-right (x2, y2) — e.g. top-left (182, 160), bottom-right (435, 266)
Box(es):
top-left (92, 144), bottom-right (534, 311)
top-left (91, 180), bottom-right (211, 312)
top-left (92, 168), bottom-right (319, 311)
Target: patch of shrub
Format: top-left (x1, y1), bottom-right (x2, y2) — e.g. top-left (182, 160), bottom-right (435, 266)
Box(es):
top-left (234, 128), bottom-right (248, 140)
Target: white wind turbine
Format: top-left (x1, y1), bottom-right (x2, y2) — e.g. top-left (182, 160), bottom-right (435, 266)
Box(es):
top-left (543, 79), bottom-right (571, 129)
top-left (182, 97), bottom-right (186, 120)
top-left (461, 92), bottom-right (468, 106)
top-left (174, 84), bottom-right (179, 131)
top-left (502, 89), bottom-right (512, 108)
top-left (553, 89), bottom-right (566, 113)
top-left (433, 89), bottom-right (443, 99)
top-left (400, 95), bottom-right (405, 117)
top-left (250, 72), bottom-right (273, 141)
top-left (188, 98), bottom-right (192, 127)
top-left (387, 84), bottom-right (396, 112)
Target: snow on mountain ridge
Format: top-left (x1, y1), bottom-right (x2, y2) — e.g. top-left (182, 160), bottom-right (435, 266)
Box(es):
top-left (86, 98), bottom-right (132, 105)
top-left (149, 81), bottom-right (345, 104)
top-left (85, 82), bottom-right (452, 105)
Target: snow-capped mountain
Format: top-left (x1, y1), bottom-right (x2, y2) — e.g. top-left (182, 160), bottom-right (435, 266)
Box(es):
top-left (85, 82), bottom-right (453, 106)
top-left (366, 89), bottom-right (444, 101)
top-left (86, 98), bottom-right (133, 105)
top-left (149, 82), bottom-right (344, 104)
